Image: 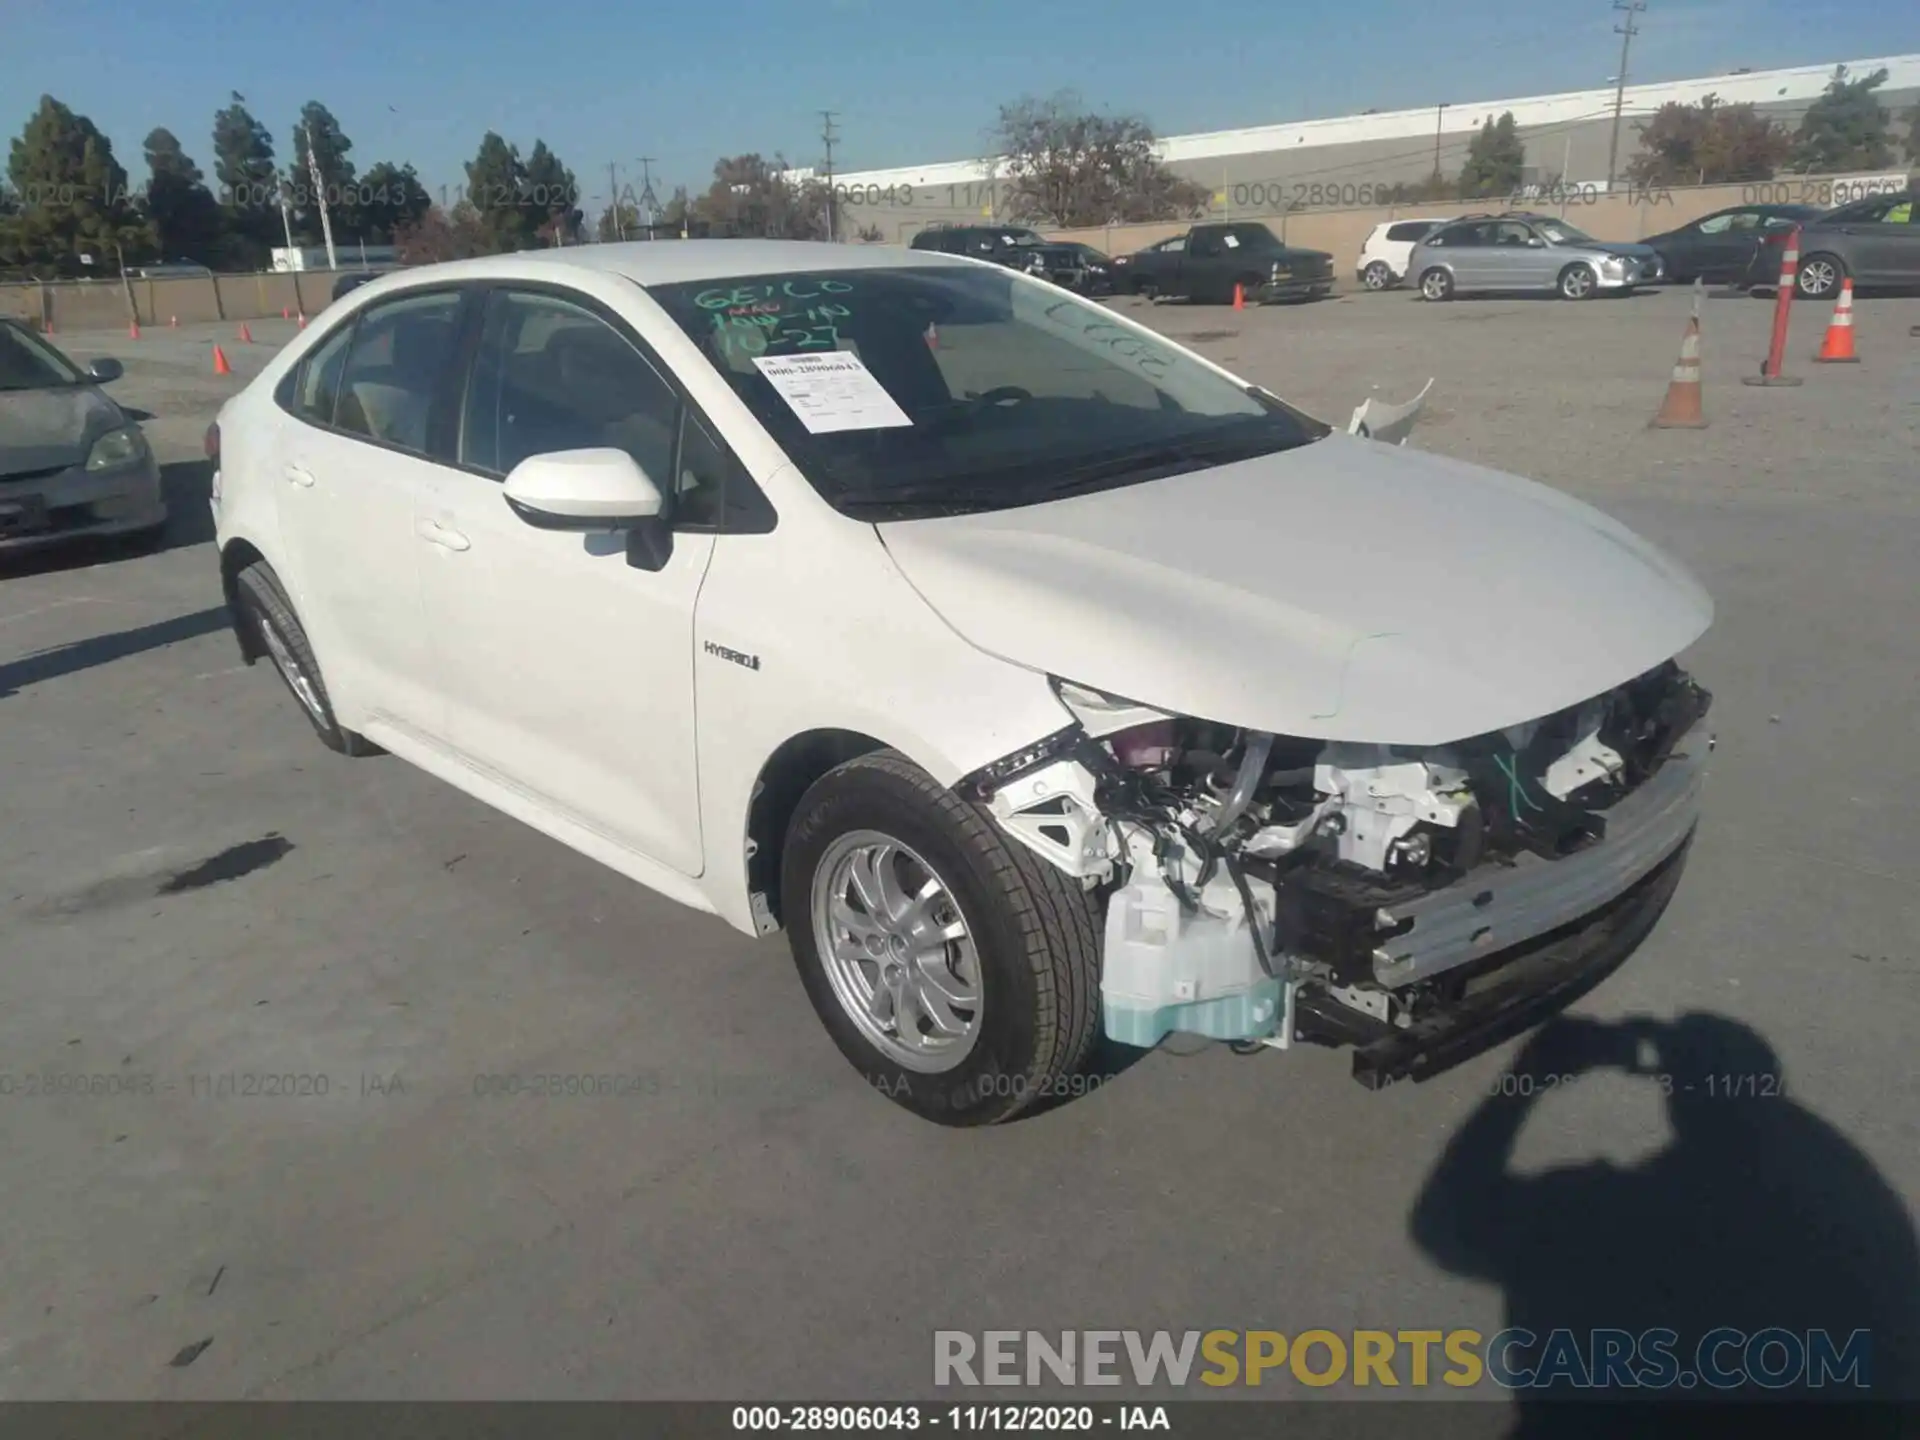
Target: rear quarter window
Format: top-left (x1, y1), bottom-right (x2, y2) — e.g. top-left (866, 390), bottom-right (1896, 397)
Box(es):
top-left (1386, 221), bottom-right (1439, 242)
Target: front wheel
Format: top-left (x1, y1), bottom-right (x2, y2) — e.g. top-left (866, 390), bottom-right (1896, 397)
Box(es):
top-left (1419, 267), bottom-right (1454, 301)
top-left (1558, 263), bottom-right (1598, 300)
top-left (1362, 261), bottom-right (1394, 290)
top-left (781, 752), bottom-right (1101, 1126)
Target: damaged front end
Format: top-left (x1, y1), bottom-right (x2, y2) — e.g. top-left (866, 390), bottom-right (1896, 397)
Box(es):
top-left (959, 665), bottom-right (1713, 1086)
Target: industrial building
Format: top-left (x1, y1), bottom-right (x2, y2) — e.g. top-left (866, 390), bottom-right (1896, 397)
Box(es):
top-left (808, 53), bottom-right (1920, 240)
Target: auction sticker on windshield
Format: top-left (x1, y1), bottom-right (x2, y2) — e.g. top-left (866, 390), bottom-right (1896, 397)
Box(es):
top-left (752, 352), bottom-right (913, 434)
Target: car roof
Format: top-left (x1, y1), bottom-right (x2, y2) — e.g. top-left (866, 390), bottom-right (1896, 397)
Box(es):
top-left (373, 240), bottom-right (969, 291)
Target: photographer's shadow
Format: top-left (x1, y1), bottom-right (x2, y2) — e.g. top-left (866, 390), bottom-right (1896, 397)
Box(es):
top-left (1411, 1012), bottom-right (1919, 1433)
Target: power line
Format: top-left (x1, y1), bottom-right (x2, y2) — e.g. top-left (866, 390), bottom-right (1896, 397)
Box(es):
top-left (820, 110), bottom-right (840, 241)
top-left (1606, 0), bottom-right (1649, 190)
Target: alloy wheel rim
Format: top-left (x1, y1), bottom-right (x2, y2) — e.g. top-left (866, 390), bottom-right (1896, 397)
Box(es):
top-left (1565, 269), bottom-right (1593, 298)
top-left (257, 610), bottom-right (326, 724)
top-left (1365, 264), bottom-right (1390, 290)
top-left (811, 830), bottom-right (982, 1073)
top-left (1422, 272), bottom-right (1447, 299)
top-left (1800, 260), bottom-right (1835, 296)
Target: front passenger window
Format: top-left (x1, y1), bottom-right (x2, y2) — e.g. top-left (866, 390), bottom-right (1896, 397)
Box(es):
top-left (460, 290), bottom-right (680, 485)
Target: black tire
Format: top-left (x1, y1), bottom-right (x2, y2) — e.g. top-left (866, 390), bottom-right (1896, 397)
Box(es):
top-left (1795, 252), bottom-right (1844, 300)
top-left (233, 560), bottom-right (377, 757)
top-left (1418, 267), bottom-right (1454, 302)
top-left (781, 751), bottom-right (1101, 1127)
top-left (1558, 263), bottom-right (1599, 300)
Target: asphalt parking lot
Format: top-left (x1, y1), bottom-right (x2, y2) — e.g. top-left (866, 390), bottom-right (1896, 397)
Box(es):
top-left (4, 286), bottom-right (1917, 1406)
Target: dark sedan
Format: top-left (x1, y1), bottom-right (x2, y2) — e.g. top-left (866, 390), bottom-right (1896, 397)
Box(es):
top-left (1737, 191), bottom-right (1920, 297)
top-left (1641, 204), bottom-right (1825, 284)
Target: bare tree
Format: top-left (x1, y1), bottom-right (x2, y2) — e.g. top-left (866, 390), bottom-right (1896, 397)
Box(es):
top-left (988, 92), bottom-right (1210, 229)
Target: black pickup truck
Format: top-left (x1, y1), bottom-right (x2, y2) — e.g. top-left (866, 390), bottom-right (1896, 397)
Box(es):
top-left (1112, 222), bottom-right (1335, 304)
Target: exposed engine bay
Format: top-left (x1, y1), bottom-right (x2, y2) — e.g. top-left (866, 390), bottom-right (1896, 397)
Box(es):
top-left (961, 663), bottom-right (1713, 1072)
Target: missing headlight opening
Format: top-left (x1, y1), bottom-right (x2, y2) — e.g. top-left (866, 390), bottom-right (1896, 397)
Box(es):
top-left (962, 665), bottom-right (1713, 1082)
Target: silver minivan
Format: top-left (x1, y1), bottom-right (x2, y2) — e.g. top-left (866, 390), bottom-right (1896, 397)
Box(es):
top-left (1408, 213), bottom-right (1664, 300)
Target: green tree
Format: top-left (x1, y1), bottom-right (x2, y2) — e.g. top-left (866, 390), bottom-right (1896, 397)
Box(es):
top-left (989, 92), bottom-right (1210, 227)
top-left (211, 93), bottom-right (278, 266)
top-left (140, 127), bottom-right (224, 264)
top-left (289, 100), bottom-right (358, 244)
top-left (597, 199), bottom-right (641, 241)
top-left (522, 140), bottom-right (581, 244)
top-left (357, 160), bottom-right (431, 243)
top-left (1790, 65), bottom-right (1893, 173)
top-left (465, 131), bottom-right (532, 251)
top-left (1458, 112), bottom-right (1526, 198)
top-left (1902, 102), bottom-right (1920, 167)
top-left (4, 95), bottom-right (151, 277)
top-left (1626, 95), bottom-right (1789, 186)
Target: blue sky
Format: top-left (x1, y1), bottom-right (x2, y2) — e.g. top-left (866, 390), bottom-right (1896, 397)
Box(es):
top-left (2, 0), bottom-right (1909, 207)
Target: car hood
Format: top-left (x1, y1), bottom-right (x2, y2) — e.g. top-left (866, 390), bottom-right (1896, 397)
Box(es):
top-left (875, 433), bottom-right (1713, 746)
top-left (0, 385), bottom-right (120, 474)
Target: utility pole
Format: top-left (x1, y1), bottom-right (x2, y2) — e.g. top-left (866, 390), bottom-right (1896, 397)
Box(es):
top-left (1605, 0), bottom-right (1647, 192)
top-left (635, 157), bottom-right (660, 235)
top-left (819, 110), bottom-right (840, 242)
top-left (607, 162), bottom-right (626, 240)
top-left (301, 122), bottom-right (338, 271)
top-left (1431, 103), bottom-right (1450, 183)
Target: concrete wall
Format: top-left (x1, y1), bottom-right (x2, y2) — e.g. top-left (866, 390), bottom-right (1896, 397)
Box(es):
top-left (0, 270), bottom-right (344, 332)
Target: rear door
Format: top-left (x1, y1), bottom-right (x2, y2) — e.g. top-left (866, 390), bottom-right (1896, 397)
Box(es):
top-left (1437, 222), bottom-right (1494, 288)
top-left (268, 287), bottom-right (469, 736)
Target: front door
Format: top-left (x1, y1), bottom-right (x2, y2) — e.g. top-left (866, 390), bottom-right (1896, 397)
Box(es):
top-left (269, 287), bottom-right (466, 735)
top-left (415, 285), bottom-right (714, 875)
top-left (1847, 196), bottom-right (1919, 283)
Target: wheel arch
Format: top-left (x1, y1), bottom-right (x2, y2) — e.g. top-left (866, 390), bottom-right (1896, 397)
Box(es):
top-left (744, 727), bottom-right (892, 930)
top-left (219, 537), bottom-right (270, 664)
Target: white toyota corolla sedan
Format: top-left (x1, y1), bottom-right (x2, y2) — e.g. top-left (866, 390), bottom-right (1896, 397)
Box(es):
top-left (208, 240), bottom-right (1714, 1125)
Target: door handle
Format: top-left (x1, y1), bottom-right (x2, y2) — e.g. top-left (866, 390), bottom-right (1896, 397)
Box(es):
top-left (284, 465), bottom-right (316, 488)
top-left (416, 518), bottom-right (471, 552)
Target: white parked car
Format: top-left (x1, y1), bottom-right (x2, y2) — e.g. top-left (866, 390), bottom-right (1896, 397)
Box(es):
top-left (208, 241), bottom-right (1714, 1126)
top-left (1356, 218), bottom-right (1449, 290)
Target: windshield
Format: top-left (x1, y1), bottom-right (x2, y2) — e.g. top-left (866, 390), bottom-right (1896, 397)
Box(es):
top-left (1536, 220), bottom-right (1595, 244)
top-left (0, 323), bottom-right (86, 392)
top-left (648, 264), bottom-right (1328, 517)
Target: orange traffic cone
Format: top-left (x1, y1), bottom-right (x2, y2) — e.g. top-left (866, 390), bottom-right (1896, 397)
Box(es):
top-left (1232, 282), bottom-right (1246, 311)
top-left (1812, 278), bottom-right (1859, 363)
top-left (238, 322), bottom-right (253, 344)
top-left (297, 312), bottom-right (308, 330)
top-left (923, 321), bottom-right (937, 350)
top-left (281, 306), bottom-right (290, 320)
top-left (128, 319), bottom-right (141, 340)
top-left (1650, 314), bottom-right (1707, 429)
top-left (213, 345), bottom-right (232, 376)
top-left (169, 315), bottom-right (178, 328)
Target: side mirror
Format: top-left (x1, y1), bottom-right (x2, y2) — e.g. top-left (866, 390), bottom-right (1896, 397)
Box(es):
top-left (1526, 237), bottom-right (1546, 248)
top-left (86, 357), bottom-right (124, 384)
top-left (503, 447), bottom-right (664, 530)
top-left (503, 448), bottom-right (674, 571)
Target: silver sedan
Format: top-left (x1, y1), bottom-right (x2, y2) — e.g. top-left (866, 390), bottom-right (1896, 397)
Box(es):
top-left (0, 319), bottom-right (166, 555)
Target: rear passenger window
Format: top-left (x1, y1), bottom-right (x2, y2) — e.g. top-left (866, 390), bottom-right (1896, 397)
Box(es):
top-left (459, 289), bottom-right (680, 483)
top-left (332, 291), bottom-right (463, 454)
top-left (289, 321), bottom-right (357, 427)
top-left (1387, 221), bottom-right (1437, 243)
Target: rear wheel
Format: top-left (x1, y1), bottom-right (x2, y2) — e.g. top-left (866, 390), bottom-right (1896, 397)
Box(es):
top-left (1362, 260), bottom-right (1394, 290)
top-left (1795, 253), bottom-right (1843, 300)
top-left (782, 751), bottom-right (1101, 1127)
top-left (1419, 268), bottom-right (1454, 301)
top-left (233, 561), bottom-right (377, 757)
top-left (1558, 263), bottom-right (1598, 300)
